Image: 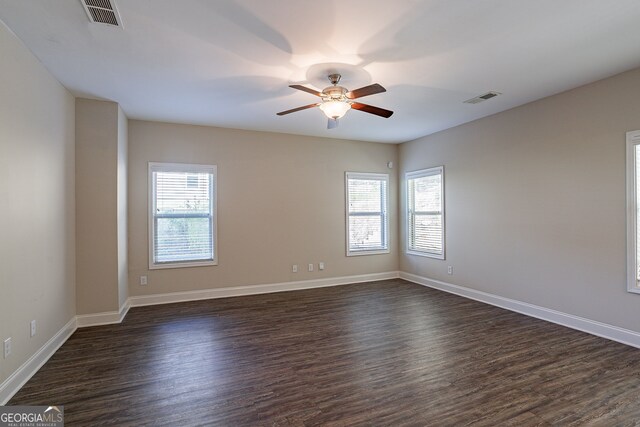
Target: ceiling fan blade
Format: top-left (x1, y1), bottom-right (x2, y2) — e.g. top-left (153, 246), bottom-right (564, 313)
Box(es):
top-left (277, 103), bottom-right (321, 116)
top-left (351, 102), bottom-right (394, 118)
top-left (289, 84), bottom-right (323, 97)
top-left (327, 118), bottom-right (339, 129)
top-left (346, 83), bottom-right (386, 99)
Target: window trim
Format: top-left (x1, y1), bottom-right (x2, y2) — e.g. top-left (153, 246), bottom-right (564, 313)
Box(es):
top-left (148, 162), bottom-right (218, 270)
top-left (406, 166), bottom-right (445, 259)
top-left (345, 172), bottom-right (390, 257)
top-left (626, 130), bottom-right (640, 294)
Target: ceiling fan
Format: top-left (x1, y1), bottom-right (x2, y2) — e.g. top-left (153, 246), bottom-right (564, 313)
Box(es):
top-left (277, 74), bottom-right (393, 129)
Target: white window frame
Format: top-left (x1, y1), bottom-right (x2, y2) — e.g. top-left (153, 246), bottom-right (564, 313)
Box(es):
top-left (626, 130), bottom-right (640, 294)
top-left (148, 162), bottom-right (218, 269)
top-left (345, 172), bottom-right (390, 256)
top-left (406, 166), bottom-right (445, 259)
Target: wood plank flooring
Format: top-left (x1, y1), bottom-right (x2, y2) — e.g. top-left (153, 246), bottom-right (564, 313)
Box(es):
top-left (9, 279), bottom-right (640, 426)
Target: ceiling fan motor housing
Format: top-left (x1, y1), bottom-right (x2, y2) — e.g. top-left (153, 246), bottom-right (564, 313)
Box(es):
top-left (322, 73), bottom-right (350, 102)
top-left (322, 85), bottom-right (349, 102)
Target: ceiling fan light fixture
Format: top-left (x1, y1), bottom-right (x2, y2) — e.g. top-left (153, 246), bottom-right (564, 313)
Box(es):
top-left (277, 73), bottom-right (393, 127)
top-left (319, 100), bottom-right (351, 119)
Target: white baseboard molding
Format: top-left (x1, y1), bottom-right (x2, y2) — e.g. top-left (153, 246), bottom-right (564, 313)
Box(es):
top-left (0, 317), bottom-right (77, 405)
top-left (400, 272), bottom-right (640, 349)
top-left (78, 272), bottom-right (399, 325)
top-left (129, 271), bottom-right (400, 307)
top-left (76, 299), bottom-right (131, 328)
top-left (4, 270), bottom-right (638, 405)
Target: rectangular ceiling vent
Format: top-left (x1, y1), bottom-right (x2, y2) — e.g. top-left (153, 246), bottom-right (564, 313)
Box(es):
top-left (464, 91), bottom-right (501, 104)
top-left (81, 0), bottom-right (123, 27)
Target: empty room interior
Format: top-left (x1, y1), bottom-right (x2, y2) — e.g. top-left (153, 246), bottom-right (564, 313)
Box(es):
top-left (2, 0), bottom-right (640, 425)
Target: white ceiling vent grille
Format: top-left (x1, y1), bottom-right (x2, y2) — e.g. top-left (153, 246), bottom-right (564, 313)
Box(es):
top-left (464, 91), bottom-right (501, 104)
top-left (81, 0), bottom-right (122, 27)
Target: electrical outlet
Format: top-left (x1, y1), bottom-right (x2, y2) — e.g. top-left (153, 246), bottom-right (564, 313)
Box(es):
top-left (30, 320), bottom-right (36, 337)
top-left (292, 264), bottom-right (298, 273)
top-left (447, 266), bottom-right (453, 275)
top-left (308, 263), bottom-right (314, 272)
top-left (140, 275), bottom-right (148, 286)
top-left (4, 338), bottom-right (11, 358)
top-left (319, 262), bottom-right (325, 271)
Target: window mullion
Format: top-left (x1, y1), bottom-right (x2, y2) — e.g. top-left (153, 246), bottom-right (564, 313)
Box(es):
top-left (349, 211), bottom-right (383, 217)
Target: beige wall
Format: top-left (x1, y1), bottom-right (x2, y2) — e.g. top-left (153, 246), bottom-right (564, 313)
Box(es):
top-left (117, 107), bottom-right (128, 308)
top-left (128, 120), bottom-right (398, 295)
top-left (0, 22), bottom-right (75, 385)
top-left (399, 67), bottom-right (640, 332)
top-left (75, 99), bottom-right (122, 314)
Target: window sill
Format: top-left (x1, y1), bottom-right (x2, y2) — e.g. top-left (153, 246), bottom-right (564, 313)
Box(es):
top-left (149, 260), bottom-right (218, 270)
top-left (406, 250), bottom-right (445, 260)
top-left (347, 249), bottom-right (390, 257)
top-left (627, 285), bottom-right (640, 295)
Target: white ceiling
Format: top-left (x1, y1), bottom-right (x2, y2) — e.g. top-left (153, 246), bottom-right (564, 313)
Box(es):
top-left (1, 1), bottom-right (640, 143)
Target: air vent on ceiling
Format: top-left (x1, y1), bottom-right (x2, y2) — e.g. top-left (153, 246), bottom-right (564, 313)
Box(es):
top-left (464, 91), bottom-right (501, 104)
top-left (81, 0), bottom-right (122, 27)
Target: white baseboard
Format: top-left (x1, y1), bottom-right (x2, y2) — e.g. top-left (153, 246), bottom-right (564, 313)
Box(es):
top-left (76, 299), bottom-right (131, 327)
top-left (0, 317), bottom-right (77, 405)
top-left (3, 270), bottom-right (639, 405)
top-left (128, 271), bottom-right (401, 307)
top-left (76, 272), bottom-right (400, 322)
top-left (400, 272), bottom-right (640, 349)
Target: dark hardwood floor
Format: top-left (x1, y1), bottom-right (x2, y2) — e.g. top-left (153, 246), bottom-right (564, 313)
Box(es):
top-left (9, 279), bottom-right (640, 426)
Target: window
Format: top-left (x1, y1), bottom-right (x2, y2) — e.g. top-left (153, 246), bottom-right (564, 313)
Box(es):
top-left (149, 162), bottom-right (217, 269)
top-left (626, 130), bottom-right (640, 294)
top-left (406, 166), bottom-right (445, 259)
top-left (345, 172), bottom-right (389, 256)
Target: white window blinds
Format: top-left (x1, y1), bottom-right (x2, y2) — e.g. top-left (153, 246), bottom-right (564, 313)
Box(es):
top-left (149, 163), bottom-right (217, 268)
top-left (626, 130), bottom-right (640, 293)
top-left (407, 166), bottom-right (445, 259)
top-left (346, 172), bottom-right (389, 255)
